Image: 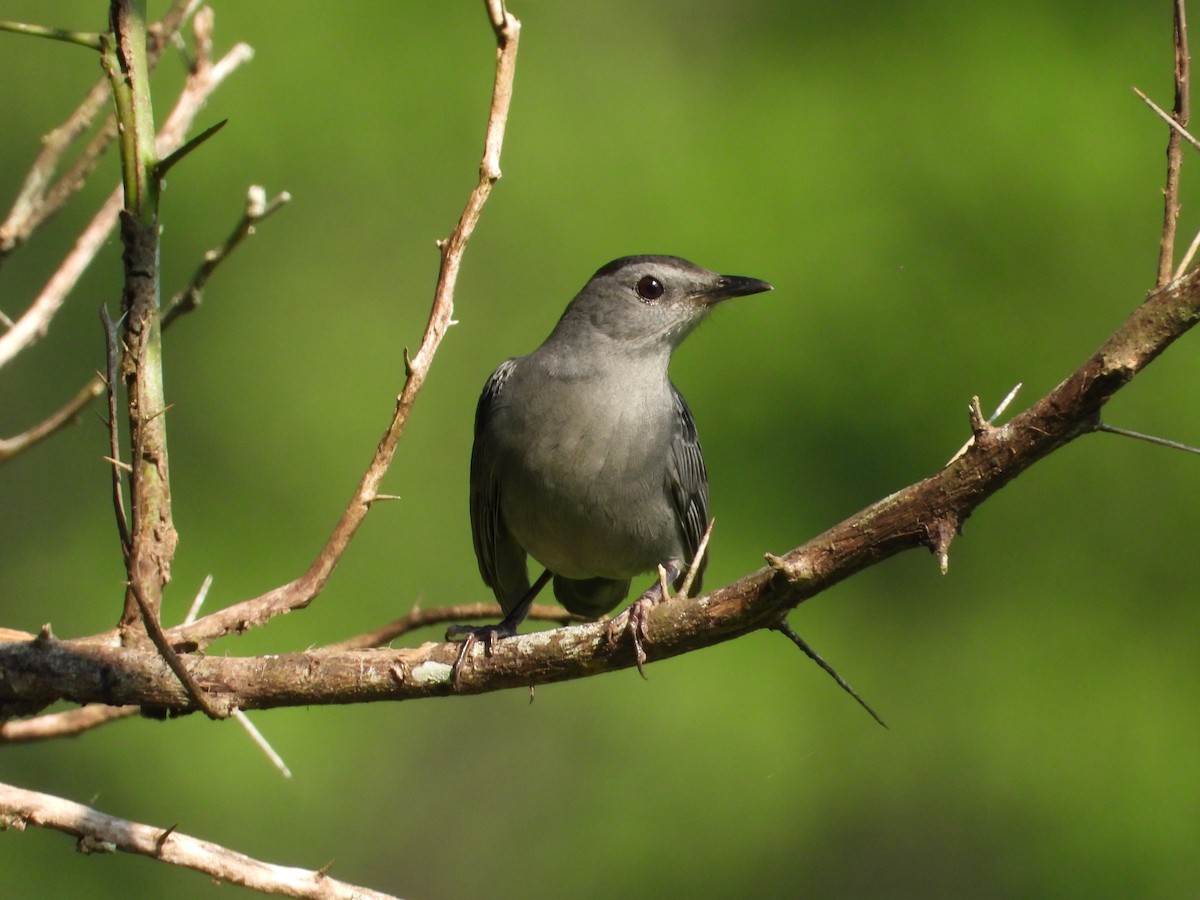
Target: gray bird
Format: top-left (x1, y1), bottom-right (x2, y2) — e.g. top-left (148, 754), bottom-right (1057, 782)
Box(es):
top-left (448, 255), bottom-right (771, 672)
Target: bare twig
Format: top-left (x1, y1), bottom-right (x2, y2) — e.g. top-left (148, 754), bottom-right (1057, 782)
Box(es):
top-left (0, 380), bottom-right (105, 463)
top-left (230, 710), bottom-right (292, 778)
top-left (0, 12), bottom-right (254, 371)
top-left (0, 781), bottom-right (397, 899)
top-left (1134, 87), bottom-right (1200, 153)
top-left (0, 0), bottom-right (195, 264)
top-left (1175, 223), bottom-right (1200, 276)
top-left (772, 617), bottom-right (887, 728)
top-left (1096, 421), bottom-right (1200, 454)
top-left (162, 1), bottom-right (522, 650)
top-left (0, 705), bottom-right (138, 743)
top-left (162, 185), bottom-right (291, 329)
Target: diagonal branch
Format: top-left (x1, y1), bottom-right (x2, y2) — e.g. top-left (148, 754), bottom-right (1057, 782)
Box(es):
top-left (7, 260), bottom-right (1199, 713)
top-left (0, 781), bottom-right (398, 900)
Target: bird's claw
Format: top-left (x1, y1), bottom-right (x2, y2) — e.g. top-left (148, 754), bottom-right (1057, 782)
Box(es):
top-left (607, 594), bottom-right (656, 678)
top-left (445, 623), bottom-right (513, 687)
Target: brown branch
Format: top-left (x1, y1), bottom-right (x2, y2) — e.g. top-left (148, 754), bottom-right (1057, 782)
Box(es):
top-left (4, 259), bottom-right (1198, 715)
top-left (0, 601), bottom-right (571, 743)
top-left (0, 704), bottom-right (137, 743)
top-left (0, 781), bottom-right (398, 899)
top-left (149, 2), bottom-right (522, 651)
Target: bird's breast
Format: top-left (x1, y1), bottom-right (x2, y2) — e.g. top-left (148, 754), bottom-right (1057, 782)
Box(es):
top-left (487, 368), bottom-right (682, 579)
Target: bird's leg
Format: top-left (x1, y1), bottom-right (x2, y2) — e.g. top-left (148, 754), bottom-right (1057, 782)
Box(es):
top-left (607, 561), bottom-right (680, 679)
top-left (446, 569), bottom-right (552, 687)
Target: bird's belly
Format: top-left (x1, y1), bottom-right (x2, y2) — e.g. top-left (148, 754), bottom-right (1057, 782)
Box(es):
top-left (497, 417), bottom-right (678, 580)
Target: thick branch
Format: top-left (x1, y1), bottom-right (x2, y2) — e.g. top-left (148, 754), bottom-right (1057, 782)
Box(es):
top-left (1, 263), bottom-right (1197, 714)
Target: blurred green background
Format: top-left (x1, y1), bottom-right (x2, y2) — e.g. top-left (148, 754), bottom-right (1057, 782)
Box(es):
top-left (2, 1), bottom-right (1198, 897)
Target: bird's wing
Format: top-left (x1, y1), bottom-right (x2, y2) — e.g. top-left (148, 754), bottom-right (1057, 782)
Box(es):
top-left (469, 359), bottom-right (529, 606)
top-left (667, 384), bottom-right (711, 593)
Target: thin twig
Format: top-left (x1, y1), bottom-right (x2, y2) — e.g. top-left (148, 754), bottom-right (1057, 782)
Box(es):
top-left (0, 380), bottom-right (104, 463)
top-left (162, 186), bottom-right (291, 329)
top-left (0, 0), bottom-right (196, 264)
top-left (230, 710), bottom-right (292, 778)
top-left (0, 180), bottom-right (283, 467)
top-left (1134, 87), bottom-right (1200, 153)
top-left (0, 705), bottom-right (138, 743)
top-left (182, 575), bottom-right (291, 776)
top-left (1174, 224), bottom-right (1200, 277)
top-left (0, 781), bottom-right (397, 899)
top-left (183, 574), bottom-right (213, 626)
top-left (0, 15), bottom-right (254, 371)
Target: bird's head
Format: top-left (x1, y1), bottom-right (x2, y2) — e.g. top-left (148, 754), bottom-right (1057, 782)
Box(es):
top-left (548, 255), bottom-right (773, 357)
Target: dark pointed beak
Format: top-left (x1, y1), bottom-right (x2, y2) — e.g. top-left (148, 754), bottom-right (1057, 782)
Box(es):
top-left (701, 273), bottom-right (774, 305)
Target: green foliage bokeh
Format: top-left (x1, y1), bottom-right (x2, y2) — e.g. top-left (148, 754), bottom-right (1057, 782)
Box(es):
top-left (1, 2), bottom-right (1197, 898)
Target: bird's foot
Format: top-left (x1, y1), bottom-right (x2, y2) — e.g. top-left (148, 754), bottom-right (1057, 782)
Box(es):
top-left (445, 622), bottom-right (515, 687)
top-left (606, 592), bottom-right (658, 679)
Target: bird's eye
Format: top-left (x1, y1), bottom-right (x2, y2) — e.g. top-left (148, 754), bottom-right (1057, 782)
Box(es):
top-left (636, 275), bottom-right (664, 302)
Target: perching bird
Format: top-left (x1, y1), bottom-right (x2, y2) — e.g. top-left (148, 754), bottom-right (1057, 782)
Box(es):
top-left (448, 255), bottom-right (772, 672)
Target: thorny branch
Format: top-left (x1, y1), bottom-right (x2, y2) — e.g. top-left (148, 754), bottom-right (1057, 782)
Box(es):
top-left (4, 256), bottom-right (1200, 715)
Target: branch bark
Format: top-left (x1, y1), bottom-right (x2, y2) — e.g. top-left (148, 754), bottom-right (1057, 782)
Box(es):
top-left (0, 781), bottom-right (399, 899)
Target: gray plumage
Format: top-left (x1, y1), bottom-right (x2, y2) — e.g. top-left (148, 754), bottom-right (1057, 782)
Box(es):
top-left (458, 255), bottom-right (772, 645)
